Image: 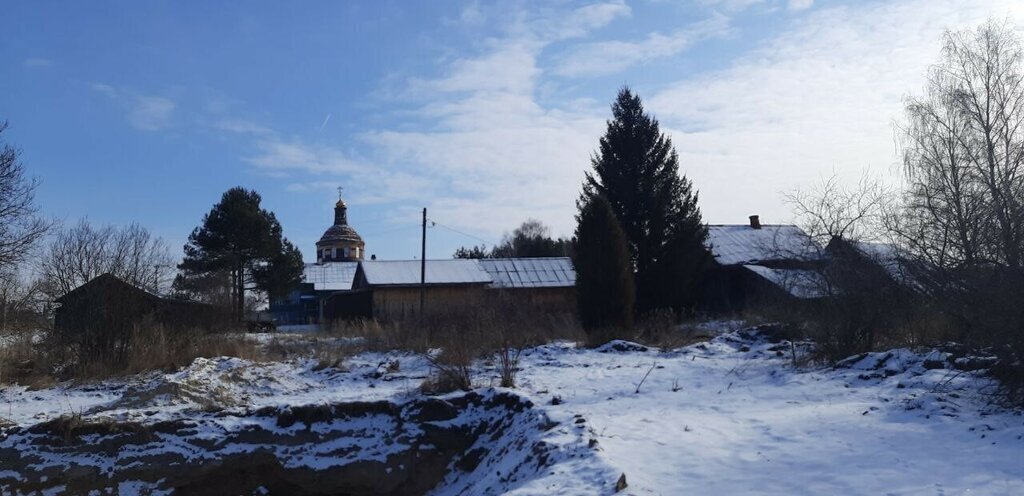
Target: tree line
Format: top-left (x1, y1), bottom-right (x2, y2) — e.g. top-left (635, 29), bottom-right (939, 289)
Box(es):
top-left (6, 18), bottom-right (1024, 402)
top-left (0, 122), bottom-right (304, 334)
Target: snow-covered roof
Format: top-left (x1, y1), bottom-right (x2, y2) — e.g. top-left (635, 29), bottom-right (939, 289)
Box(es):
top-left (303, 262), bottom-right (358, 291)
top-left (743, 265), bottom-right (828, 299)
top-left (478, 258), bottom-right (576, 289)
top-left (359, 259), bottom-right (492, 286)
top-left (847, 241), bottom-right (920, 288)
top-left (707, 225), bottom-right (819, 266)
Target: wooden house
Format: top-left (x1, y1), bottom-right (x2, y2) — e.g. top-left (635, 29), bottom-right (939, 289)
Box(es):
top-left (699, 216), bottom-right (827, 313)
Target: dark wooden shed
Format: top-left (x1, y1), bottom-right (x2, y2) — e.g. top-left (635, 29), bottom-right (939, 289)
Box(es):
top-left (54, 274), bottom-right (225, 343)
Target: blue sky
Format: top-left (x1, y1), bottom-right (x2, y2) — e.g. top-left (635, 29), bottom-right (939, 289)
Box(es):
top-left (1, 0), bottom-right (1021, 262)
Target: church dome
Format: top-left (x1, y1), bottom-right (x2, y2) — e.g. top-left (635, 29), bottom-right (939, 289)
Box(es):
top-left (316, 188), bottom-right (365, 262)
top-left (318, 223), bottom-right (363, 245)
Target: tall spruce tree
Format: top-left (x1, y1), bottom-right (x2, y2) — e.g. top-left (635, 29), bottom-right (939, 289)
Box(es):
top-left (175, 187), bottom-right (304, 320)
top-left (582, 87), bottom-right (710, 314)
top-left (574, 195), bottom-right (634, 334)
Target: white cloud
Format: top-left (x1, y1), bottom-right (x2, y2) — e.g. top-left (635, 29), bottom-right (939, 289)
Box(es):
top-left (92, 83), bottom-right (176, 131)
top-left (234, 2), bottom-right (630, 238)
top-left (648, 0), bottom-right (1024, 225)
top-left (453, 1), bottom-right (485, 26)
top-left (23, 57), bottom-right (53, 67)
top-left (697, 0), bottom-right (766, 14)
top-left (127, 95), bottom-right (175, 131)
top-left (554, 14), bottom-right (731, 77)
top-left (788, 0), bottom-right (813, 11)
top-left (228, 0), bottom-right (1024, 241)
top-left (215, 118), bottom-right (274, 136)
top-left (347, 3), bottom-right (634, 236)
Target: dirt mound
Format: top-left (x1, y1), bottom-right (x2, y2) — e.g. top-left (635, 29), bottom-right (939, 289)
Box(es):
top-left (0, 390), bottom-right (560, 495)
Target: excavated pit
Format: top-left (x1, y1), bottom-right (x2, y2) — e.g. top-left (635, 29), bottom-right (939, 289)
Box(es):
top-left (0, 390), bottom-right (560, 495)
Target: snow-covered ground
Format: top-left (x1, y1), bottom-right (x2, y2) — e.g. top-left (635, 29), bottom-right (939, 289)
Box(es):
top-left (1, 327), bottom-right (1022, 494)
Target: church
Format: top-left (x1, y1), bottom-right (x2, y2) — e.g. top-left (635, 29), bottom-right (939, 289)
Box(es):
top-left (269, 192), bottom-right (577, 326)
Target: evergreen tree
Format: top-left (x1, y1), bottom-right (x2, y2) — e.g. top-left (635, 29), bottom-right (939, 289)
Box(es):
top-left (574, 195), bottom-right (634, 335)
top-left (175, 187), bottom-right (304, 320)
top-left (582, 87), bottom-right (710, 314)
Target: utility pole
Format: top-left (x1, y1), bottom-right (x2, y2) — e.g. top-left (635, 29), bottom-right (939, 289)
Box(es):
top-left (420, 207), bottom-right (427, 318)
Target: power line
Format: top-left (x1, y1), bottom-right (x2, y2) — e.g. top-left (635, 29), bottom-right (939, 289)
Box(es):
top-left (427, 218), bottom-right (497, 247)
top-left (356, 222), bottom-right (422, 237)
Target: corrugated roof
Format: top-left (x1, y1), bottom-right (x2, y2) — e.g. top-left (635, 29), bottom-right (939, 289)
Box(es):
top-left (478, 257), bottom-right (576, 288)
top-left (303, 262), bottom-right (358, 291)
top-left (707, 225), bottom-right (819, 266)
top-left (743, 265), bottom-right (828, 299)
top-left (359, 259), bottom-right (492, 286)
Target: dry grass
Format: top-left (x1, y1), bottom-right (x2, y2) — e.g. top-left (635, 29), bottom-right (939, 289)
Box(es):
top-left (0, 324), bottom-right (263, 386)
top-left (326, 318), bottom-right (429, 353)
top-left (347, 301), bottom-right (586, 393)
top-left (0, 332), bottom-right (56, 389)
top-left (123, 326), bottom-right (260, 375)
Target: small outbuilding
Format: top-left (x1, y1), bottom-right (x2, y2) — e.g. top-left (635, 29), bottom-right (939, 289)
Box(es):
top-left (53, 274), bottom-right (225, 351)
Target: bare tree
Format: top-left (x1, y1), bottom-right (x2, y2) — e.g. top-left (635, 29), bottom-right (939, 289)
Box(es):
top-left (784, 173), bottom-right (908, 359)
top-left (899, 20), bottom-right (1024, 268)
top-left (0, 267), bottom-right (46, 334)
top-left (0, 122), bottom-right (49, 269)
top-left (784, 172), bottom-right (891, 247)
top-left (39, 219), bottom-right (173, 299)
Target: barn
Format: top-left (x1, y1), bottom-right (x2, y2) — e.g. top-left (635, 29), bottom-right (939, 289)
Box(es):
top-left (315, 257), bottom-right (577, 323)
top-left (54, 274), bottom-right (225, 357)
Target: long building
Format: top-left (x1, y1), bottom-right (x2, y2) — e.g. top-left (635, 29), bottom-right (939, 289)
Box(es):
top-left (268, 196), bottom-right (576, 325)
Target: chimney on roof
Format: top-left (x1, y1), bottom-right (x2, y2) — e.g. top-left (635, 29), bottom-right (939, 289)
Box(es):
top-left (749, 215), bottom-right (761, 229)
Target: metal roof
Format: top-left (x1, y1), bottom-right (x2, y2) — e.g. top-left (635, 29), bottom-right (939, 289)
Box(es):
top-left (478, 257), bottom-right (576, 288)
top-left (743, 264), bottom-right (828, 299)
top-left (303, 262), bottom-right (358, 291)
top-left (359, 259), bottom-right (492, 286)
top-left (707, 225), bottom-right (819, 266)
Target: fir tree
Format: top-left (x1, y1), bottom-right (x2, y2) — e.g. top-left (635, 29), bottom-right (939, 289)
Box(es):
top-left (175, 187), bottom-right (304, 320)
top-left (582, 87), bottom-right (710, 315)
top-left (574, 195), bottom-right (634, 335)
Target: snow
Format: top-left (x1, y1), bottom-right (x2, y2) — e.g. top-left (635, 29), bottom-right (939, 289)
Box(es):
top-left (2, 327), bottom-right (1022, 494)
top-left (707, 225), bottom-right (820, 265)
top-left (743, 264), bottom-right (828, 298)
top-left (849, 240), bottom-right (921, 288)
